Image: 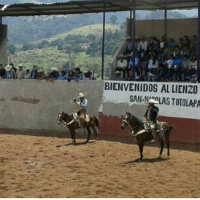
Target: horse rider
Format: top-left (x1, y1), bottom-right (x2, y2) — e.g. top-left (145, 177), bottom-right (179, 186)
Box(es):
top-left (67, 92), bottom-right (88, 128)
top-left (144, 98), bottom-right (159, 142)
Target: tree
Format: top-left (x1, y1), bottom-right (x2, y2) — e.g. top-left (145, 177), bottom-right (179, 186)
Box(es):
top-left (120, 22), bottom-right (126, 30)
top-left (37, 40), bottom-right (49, 49)
top-left (22, 43), bottom-right (34, 51)
top-left (86, 34), bottom-right (96, 42)
top-left (8, 44), bottom-right (16, 54)
top-left (57, 44), bottom-right (63, 51)
top-left (110, 15), bottom-right (118, 24)
top-left (86, 42), bottom-right (98, 56)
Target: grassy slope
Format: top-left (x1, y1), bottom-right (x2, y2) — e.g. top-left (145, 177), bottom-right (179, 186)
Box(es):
top-left (12, 23), bottom-right (121, 79)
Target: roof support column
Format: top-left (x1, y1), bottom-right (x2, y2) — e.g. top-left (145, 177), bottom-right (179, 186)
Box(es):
top-left (101, 2), bottom-right (106, 80)
top-left (0, 22), bottom-right (8, 65)
top-left (131, 0), bottom-right (136, 81)
top-left (164, 9), bottom-right (167, 40)
top-left (0, 16), bottom-right (2, 41)
top-left (197, 0), bottom-right (200, 83)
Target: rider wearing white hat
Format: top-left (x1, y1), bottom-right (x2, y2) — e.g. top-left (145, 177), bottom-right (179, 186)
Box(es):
top-left (67, 92), bottom-right (88, 128)
top-left (144, 98), bottom-right (159, 142)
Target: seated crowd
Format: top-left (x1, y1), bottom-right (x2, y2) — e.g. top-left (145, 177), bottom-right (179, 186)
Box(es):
top-left (114, 34), bottom-right (198, 83)
top-left (0, 63), bottom-right (94, 81)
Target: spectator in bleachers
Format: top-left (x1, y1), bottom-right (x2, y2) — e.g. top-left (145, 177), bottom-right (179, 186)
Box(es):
top-left (147, 54), bottom-right (159, 81)
top-left (124, 36), bottom-right (132, 55)
top-left (181, 36), bottom-right (190, 56)
top-left (135, 36), bottom-right (140, 51)
top-left (189, 35), bottom-right (197, 55)
top-left (116, 54), bottom-right (127, 79)
top-left (137, 36), bottom-right (148, 61)
top-left (182, 35), bottom-right (191, 50)
top-left (84, 68), bottom-right (93, 80)
top-left (187, 54), bottom-right (197, 81)
top-left (178, 38), bottom-right (184, 49)
top-left (30, 65), bottom-right (39, 79)
top-left (147, 36), bottom-right (156, 53)
top-left (166, 54), bottom-right (175, 70)
top-left (152, 39), bottom-right (160, 57)
top-left (38, 70), bottom-right (47, 80)
top-left (164, 46), bottom-right (174, 59)
top-left (127, 52), bottom-right (139, 80)
top-left (10, 63), bottom-right (17, 73)
top-left (167, 38), bottom-right (177, 48)
top-left (114, 70), bottom-right (124, 81)
top-left (0, 64), bottom-right (5, 78)
top-left (24, 69), bottom-right (31, 79)
top-left (159, 36), bottom-right (167, 53)
top-left (72, 67), bottom-right (83, 81)
top-left (5, 64), bottom-right (15, 79)
top-left (157, 54), bottom-right (168, 81)
top-left (166, 53), bottom-right (182, 81)
top-left (66, 70), bottom-right (74, 82)
top-left (181, 55), bottom-right (190, 81)
top-left (128, 65), bottom-right (143, 81)
top-left (48, 67), bottom-right (59, 81)
top-left (15, 64), bottom-right (25, 80)
top-left (57, 70), bottom-right (67, 80)
top-left (173, 46), bottom-right (182, 57)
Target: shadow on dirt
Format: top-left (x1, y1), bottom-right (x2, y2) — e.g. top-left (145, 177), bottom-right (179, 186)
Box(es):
top-left (119, 157), bottom-right (169, 165)
top-left (56, 140), bottom-right (97, 148)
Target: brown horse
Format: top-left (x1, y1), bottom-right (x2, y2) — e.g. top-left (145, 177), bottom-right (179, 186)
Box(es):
top-left (121, 112), bottom-right (173, 161)
top-left (57, 111), bottom-right (99, 144)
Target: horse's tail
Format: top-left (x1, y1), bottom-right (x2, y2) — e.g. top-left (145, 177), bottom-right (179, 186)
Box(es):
top-left (94, 116), bottom-right (99, 128)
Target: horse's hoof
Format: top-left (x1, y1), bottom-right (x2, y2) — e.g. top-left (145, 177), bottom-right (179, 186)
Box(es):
top-left (166, 156), bottom-right (170, 159)
top-left (158, 155), bottom-right (162, 158)
top-left (138, 159), bottom-right (142, 163)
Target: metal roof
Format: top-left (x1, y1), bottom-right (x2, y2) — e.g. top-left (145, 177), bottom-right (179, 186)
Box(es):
top-left (0, 0), bottom-right (198, 17)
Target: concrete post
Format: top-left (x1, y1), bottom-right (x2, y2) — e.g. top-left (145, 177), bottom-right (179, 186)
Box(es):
top-left (0, 24), bottom-right (8, 66)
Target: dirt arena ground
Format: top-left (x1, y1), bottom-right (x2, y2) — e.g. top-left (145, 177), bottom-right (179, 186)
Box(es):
top-left (1, 131), bottom-right (200, 198)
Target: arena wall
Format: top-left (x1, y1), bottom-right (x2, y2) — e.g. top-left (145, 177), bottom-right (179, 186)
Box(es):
top-left (127, 18), bottom-right (197, 42)
top-left (0, 79), bottom-right (200, 144)
top-left (0, 80), bottom-right (103, 132)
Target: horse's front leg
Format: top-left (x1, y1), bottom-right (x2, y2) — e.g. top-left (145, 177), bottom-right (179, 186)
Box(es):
top-left (159, 139), bottom-right (164, 158)
top-left (138, 144), bottom-right (144, 161)
top-left (85, 126), bottom-right (91, 143)
top-left (166, 139), bottom-right (170, 158)
top-left (70, 129), bottom-right (76, 145)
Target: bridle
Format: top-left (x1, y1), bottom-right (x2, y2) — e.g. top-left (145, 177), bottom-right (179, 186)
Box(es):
top-left (58, 113), bottom-right (67, 125)
top-left (122, 114), bottom-right (139, 130)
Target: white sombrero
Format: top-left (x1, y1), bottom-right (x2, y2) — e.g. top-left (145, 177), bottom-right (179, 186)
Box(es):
top-left (51, 67), bottom-right (58, 71)
top-left (78, 92), bottom-right (86, 98)
top-left (148, 99), bottom-right (159, 104)
top-left (5, 64), bottom-right (12, 71)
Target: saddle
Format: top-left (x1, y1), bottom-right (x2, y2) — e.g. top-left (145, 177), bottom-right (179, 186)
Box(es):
top-left (72, 112), bottom-right (90, 122)
top-left (143, 120), bottom-right (165, 139)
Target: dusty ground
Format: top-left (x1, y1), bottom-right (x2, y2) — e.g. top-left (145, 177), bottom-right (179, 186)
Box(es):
top-left (1, 132), bottom-right (200, 198)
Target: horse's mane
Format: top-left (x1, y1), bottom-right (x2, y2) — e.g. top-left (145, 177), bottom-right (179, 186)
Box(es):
top-left (62, 112), bottom-right (73, 122)
top-left (131, 114), bottom-right (144, 128)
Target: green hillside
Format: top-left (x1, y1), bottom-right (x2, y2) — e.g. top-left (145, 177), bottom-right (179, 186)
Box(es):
top-left (11, 23), bottom-right (125, 80)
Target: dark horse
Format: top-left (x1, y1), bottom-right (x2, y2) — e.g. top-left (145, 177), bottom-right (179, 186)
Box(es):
top-left (121, 112), bottom-right (173, 161)
top-left (57, 111), bottom-right (99, 144)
